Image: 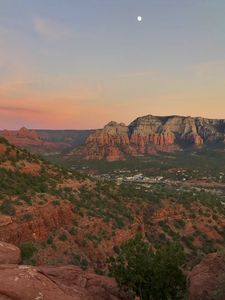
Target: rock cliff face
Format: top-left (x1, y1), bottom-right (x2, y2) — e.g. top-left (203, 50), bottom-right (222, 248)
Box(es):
top-left (77, 122), bottom-right (130, 161)
top-left (73, 115), bottom-right (225, 160)
top-left (0, 202), bottom-right (75, 245)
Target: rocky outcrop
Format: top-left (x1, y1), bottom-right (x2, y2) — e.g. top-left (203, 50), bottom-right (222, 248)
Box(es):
top-left (16, 127), bottom-right (40, 140)
top-left (0, 241), bottom-right (21, 264)
top-left (0, 242), bottom-right (130, 300)
top-left (188, 252), bottom-right (225, 300)
top-left (0, 202), bottom-right (74, 245)
top-left (73, 115), bottom-right (225, 160)
top-left (0, 264), bottom-right (131, 300)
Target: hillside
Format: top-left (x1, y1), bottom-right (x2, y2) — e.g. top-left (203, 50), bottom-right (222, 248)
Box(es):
top-left (73, 115), bottom-right (225, 160)
top-left (0, 137), bottom-right (225, 274)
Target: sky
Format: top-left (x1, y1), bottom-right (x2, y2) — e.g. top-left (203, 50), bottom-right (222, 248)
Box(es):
top-left (0, 0), bottom-right (225, 129)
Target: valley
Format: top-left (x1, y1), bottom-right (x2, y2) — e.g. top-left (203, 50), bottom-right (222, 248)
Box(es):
top-left (1, 115), bottom-right (225, 298)
top-left (1, 133), bottom-right (225, 271)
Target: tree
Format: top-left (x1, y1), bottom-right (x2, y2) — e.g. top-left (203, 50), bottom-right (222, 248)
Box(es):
top-left (108, 234), bottom-right (186, 300)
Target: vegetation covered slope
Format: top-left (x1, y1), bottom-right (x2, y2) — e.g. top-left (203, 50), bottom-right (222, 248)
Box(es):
top-left (0, 136), bottom-right (225, 274)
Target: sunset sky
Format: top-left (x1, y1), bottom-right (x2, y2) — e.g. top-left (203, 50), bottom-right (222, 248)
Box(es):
top-left (0, 0), bottom-right (225, 129)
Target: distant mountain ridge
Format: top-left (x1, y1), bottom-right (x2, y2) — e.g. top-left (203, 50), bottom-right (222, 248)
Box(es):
top-left (73, 114), bottom-right (225, 161)
top-left (0, 127), bottom-right (94, 154)
top-left (1, 114), bottom-right (225, 159)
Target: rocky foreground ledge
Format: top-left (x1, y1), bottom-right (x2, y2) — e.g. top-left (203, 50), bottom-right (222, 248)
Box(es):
top-left (0, 265), bottom-right (131, 300)
top-left (1, 241), bottom-right (225, 300)
top-left (0, 241), bottom-right (130, 300)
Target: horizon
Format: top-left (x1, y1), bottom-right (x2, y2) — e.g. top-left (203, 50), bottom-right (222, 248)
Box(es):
top-left (1, 0), bottom-right (225, 129)
top-left (1, 112), bottom-right (225, 131)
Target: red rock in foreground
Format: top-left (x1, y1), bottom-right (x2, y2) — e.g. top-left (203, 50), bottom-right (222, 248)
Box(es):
top-left (2, 242), bottom-right (225, 299)
top-left (188, 252), bottom-right (225, 300)
top-left (0, 241), bottom-right (21, 264)
top-left (0, 265), bottom-right (130, 300)
top-left (0, 242), bottom-right (130, 300)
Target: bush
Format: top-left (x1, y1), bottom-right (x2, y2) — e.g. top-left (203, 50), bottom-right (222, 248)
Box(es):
top-left (108, 234), bottom-right (186, 300)
top-left (20, 242), bottom-right (37, 262)
top-left (71, 253), bottom-right (89, 270)
top-left (59, 234), bottom-right (67, 241)
top-left (0, 200), bottom-right (15, 216)
top-left (174, 219), bottom-right (186, 229)
top-left (21, 213), bottom-right (33, 221)
top-left (47, 236), bottom-right (53, 245)
top-left (52, 200), bottom-right (60, 206)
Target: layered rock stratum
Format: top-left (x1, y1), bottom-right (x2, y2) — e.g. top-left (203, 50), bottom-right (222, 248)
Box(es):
top-left (73, 115), bottom-right (225, 160)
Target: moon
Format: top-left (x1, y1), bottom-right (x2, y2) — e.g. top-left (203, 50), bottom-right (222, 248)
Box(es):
top-left (137, 16), bottom-right (142, 22)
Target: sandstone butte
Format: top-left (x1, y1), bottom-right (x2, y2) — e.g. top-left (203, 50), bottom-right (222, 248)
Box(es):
top-left (1, 242), bottom-right (225, 300)
top-left (73, 114), bottom-right (225, 161)
top-left (3, 127), bottom-right (41, 141)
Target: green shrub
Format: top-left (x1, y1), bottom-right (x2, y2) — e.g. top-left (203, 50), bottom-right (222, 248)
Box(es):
top-left (174, 219), bottom-right (186, 229)
top-left (21, 213), bottom-right (33, 221)
top-left (47, 236), bottom-right (53, 245)
top-left (71, 253), bottom-right (89, 270)
top-left (59, 234), bottom-right (67, 241)
top-left (69, 227), bottom-right (77, 236)
top-left (108, 234), bottom-right (186, 300)
top-left (0, 200), bottom-right (15, 216)
top-left (20, 242), bottom-right (37, 262)
top-left (52, 200), bottom-right (60, 206)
